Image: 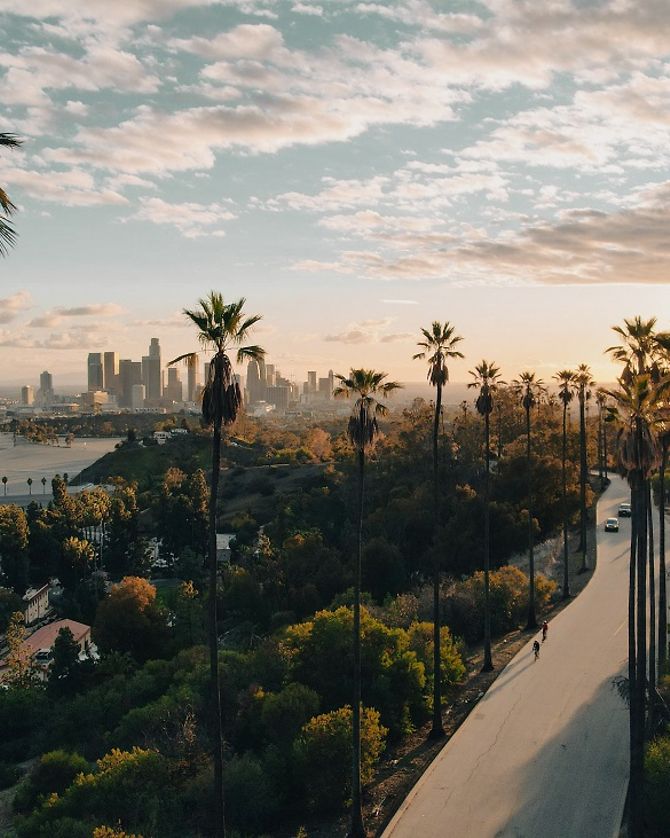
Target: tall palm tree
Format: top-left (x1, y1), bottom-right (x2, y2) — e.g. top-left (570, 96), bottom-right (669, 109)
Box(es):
top-left (0, 133), bottom-right (21, 256)
top-left (574, 364), bottom-right (594, 573)
top-left (334, 369), bottom-right (401, 838)
top-left (171, 292), bottom-right (264, 838)
top-left (595, 390), bottom-right (608, 489)
top-left (468, 360), bottom-right (503, 671)
top-left (608, 316), bottom-right (659, 378)
top-left (511, 372), bottom-right (546, 629)
top-left (413, 322), bottom-right (463, 735)
top-left (607, 372), bottom-right (664, 838)
top-left (2, 476), bottom-right (7, 496)
top-left (554, 370), bottom-right (576, 600)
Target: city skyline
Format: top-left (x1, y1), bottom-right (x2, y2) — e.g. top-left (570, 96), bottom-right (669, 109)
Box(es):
top-left (2, 2), bottom-right (670, 384)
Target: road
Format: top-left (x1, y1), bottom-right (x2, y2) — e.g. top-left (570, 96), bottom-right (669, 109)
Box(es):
top-left (383, 475), bottom-right (632, 838)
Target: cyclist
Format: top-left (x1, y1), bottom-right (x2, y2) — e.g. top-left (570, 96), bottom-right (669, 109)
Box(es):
top-left (533, 639), bottom-right (541, 661)
top-left (542, 621), bottom-right (549, 642)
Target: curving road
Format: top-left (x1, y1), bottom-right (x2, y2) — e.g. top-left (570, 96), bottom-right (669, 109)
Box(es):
top-left (383, 475), bottom-right (632, 838)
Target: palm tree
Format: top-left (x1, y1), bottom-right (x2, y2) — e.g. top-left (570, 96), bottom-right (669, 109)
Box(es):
top-left (574, 364), bottom-right (594, 573)
top-left (1, 476), bottom-right (6, 496)
top-left (41, 476), bottom-right (47, 495)
top-left (554, 370), bottom-right (576, 600)
top-left (171, 292), bottom-right (264, 838)
top-left (26, 477), bottom-right (32, 496)
top-left (334, 369), bottom-right (401, 838)
top-left (596, 390), bottom-right (608, 489)
top-left (607, 372), bottom-right (665, 838)
top-left (413, 322), bottom-right (463, 735)
top-left (0, 133), bottom-right (22, 256)
top-left (511, 372), bottom-right (546, 629)
top-left (658, 425), bottom-right (669, 671)
top-left (468, 360), bottom-right (503, 671)
top-left (608, 316), bottom-right (659, 377)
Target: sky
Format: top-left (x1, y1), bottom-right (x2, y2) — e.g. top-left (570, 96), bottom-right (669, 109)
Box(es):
top-left (2, 0), bottom-right (670, 388)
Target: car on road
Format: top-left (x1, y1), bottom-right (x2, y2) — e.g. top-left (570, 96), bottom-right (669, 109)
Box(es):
top-left (618, 502), bottom-right (631, 517)
top-left (605, 517), bottom-right (619, 532)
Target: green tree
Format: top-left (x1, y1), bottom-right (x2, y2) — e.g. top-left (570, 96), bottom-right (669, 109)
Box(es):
top-left (511, 371), bottom-right (546, 629)
top-left (0, 504), bottom-right (30, 593)
top-left (574, 363), bottom-right (594, 573)
top-left (334, 370), bottom-right (401, 837)
top-left (554, 369), bottom-right (576, 599)
top-left (49, 627), bottom-right (83, 689)
top-left (61, 536), bottom-right (95, 589)
top-left (0, 133), bottom-right (21, 255)
top-left (4, 611), bottom-right (35, 688)
top-left (0, 586), bottom-right (23, 632)
top-left (170, 291), bottom-right (264, 838)
top-left (413, 321), bottom-right (463, 734)
top-left (468, 360), bottom-right (503, 672)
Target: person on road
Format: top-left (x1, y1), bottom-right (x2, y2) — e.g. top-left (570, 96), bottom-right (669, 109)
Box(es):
top-left (542, 621), bottom-right (548, 642)
top-left (533, 639), bottom-right (540, 661)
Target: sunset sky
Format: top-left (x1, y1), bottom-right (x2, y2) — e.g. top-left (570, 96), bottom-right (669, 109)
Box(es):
top-left (1, 0), bottom-right (670, 387)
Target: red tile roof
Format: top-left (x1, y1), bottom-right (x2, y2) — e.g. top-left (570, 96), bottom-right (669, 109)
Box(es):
top-left (23, 619), bottom-right (90, 654)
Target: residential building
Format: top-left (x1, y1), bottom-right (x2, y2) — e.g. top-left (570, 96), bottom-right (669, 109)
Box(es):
top-left (23, 584), bottom-right (49, 625)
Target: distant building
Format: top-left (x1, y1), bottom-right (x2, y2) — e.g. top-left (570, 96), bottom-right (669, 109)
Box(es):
top-left (307, 371), bottom-right (317, 393)
top-left (142, 340), bottom-right (162, 405)
top-left (247, 359), bottom-right (265, 403)
top-left (80, 390), bottom-right (117, 413)
top-left (21, 385), bottom-right (34, 406)
top-left (103, 352), bottom-right (119, 394)
top-left (187, 356), bottom-right (200, 402)
top-left (216, 533), bottom-right (235, 563)
top-left (17, 619), bottom-right (93, 681)
top-left (119, 359), bottom-right (142, 408)
top-left (265, 363), bottom-right (276, 387)
top-left (87, 352), bottom-right (104, 392)
top-left (267, 385), bottom-right (290, 411)
top-left (164, 366), bottom-right (183, 403)
top-left (131, 383), bottom-right (146, 410)
top-left (23, 584), bottom-right (49, 625)
top-left (38, 371), bottom-right (54, 406)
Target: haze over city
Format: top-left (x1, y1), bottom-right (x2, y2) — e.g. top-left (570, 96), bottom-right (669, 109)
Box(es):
top-left (2, 1), bottom-right (670, 385)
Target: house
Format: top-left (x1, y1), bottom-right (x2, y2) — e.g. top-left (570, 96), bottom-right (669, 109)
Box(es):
top-left (216, 533), bottom-right (235, 564)
top-left (23, 584), bottom-right (50, 625)
top-left (4, 619), bottom-right (95, 681)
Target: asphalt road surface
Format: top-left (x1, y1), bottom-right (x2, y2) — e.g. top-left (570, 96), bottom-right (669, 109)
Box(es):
top-left (383, 475), bottom-right (632, 838)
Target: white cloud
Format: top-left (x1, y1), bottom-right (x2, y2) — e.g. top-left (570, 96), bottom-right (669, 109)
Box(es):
top-left (129, 196), bottom-right (236, 237)
top-left (0, 290), bottom-right (31, 324)
top-left (324, 316), bottom-right (412, 345)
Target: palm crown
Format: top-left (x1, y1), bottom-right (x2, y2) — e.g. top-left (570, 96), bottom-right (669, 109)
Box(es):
top-left (413, 321), bottom-right (464, 387)
top-left (553, 369), bottom-right (576, 407)
top-left (171, 292), bottom-right (264, 428)
top-left (468, 360), bottom-right (504, 416)
top-left (0, 133), bottom-right (22, 256)
top-left (334, 369), bottom-right (402, 452)
top-left (511, 371), bottom-right (546, 411)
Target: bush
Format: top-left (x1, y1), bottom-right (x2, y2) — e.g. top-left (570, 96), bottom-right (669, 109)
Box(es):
top-left (293, 706), bottom-right (387, 812)
top-left (261, 683), bottom-right (320, 751)
top-left (0, 760), bottom-right (20, 790)
top-left (645, 733), bottom-right (670, 837)
top-left (407, 622), bottom-right (465, 693)
top-left (224, 753), bottom-right (280, 833)
top-left (13, 750), bottom-right (90, 813)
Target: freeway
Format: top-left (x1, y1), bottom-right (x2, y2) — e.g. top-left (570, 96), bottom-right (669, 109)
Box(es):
top-left (383, 475), bottom-right (633, 838)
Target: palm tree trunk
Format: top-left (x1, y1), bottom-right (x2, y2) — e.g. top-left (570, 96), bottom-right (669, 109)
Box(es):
top-left (632, 471), bottom-right (648, 837)
top-left (526, 404), bottom-right (537, 629)
top-left (647, 482), bottom-right (656, 696)
top-left (482, 410), bottom-right (493, 671)
top-left (604, 416), bottom-right (608, 480)
top-left (208, 422), bottom-right (226, 838)
top-left (350, 448), bottom-right (366, 838)
top-left (562, 403), bottom-right (571, 599)
top-left (628, 488), bottom-right (639, 838)
top-left (430, 383), bottom-right (445, 737)
top-left (659, 444), bottom-right (667, 671)
top-left (578, 392), bottom-right (588, 573)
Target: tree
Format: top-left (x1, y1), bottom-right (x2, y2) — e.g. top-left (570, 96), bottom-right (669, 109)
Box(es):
top-left (61, 536), bottom-right (95, 589)
top-left (41, 476), bottom-right (47, 495)
top-left (510, 372), bottom-right (546, 629)
top-left (4, 611), bottom-right (35, 688)
top-left (574, 364), bottom-right (594, 573)
top-left (469, 360), bottom-right (503, 671)
top-left (554, 370), bottom-right (576, 599)
top-left (607, 371), bottom-right (664, 838)
top-left (0, 503), bottom-right (30, 593)
top-left (413, 321), bottom-right (463, 735)
top-left (170, 292), bottom-right (264, 838)
top-left (0, 133), bottom-right (21, 256)
top-left (27, 477), bottom-right (33, 496)
top-left (93, 576), bottom-right (169, 663)
top-left (49, 626), bottom-right (82, 689)
top-left (333, 368), bottom-right (401, 838)
top-left (2, 476), bottom-right (7, 496)
top-left (0, 586), bottom-right (23, 632)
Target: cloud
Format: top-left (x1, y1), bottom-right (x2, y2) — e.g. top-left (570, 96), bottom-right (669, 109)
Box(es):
top-left (382, 298), bottom-right (418, 305)
top-left (324, 317), bottom-right (411, 345)
top-left (0, 326), bottom-right (101, 349)
top-left (0, 165), bottom-right (128, 207)
top-left (0, 290), bottom-right (31, 324)
top-left (26, 303), bottom-right (123, 328)
top-left (129, 197), bottom-right (236, 238)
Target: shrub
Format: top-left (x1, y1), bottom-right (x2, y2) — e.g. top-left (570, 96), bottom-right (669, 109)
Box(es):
top-left (224, 753), bottom-right (280, 833)
top-left (0, 760), bottom-right (20, 790)
top-left (13, 750), bottom-right (90, 813)
top-left (293, 706), bottom-right (387, 812)
top-left (407, 622), bottom-right (465, 693)
top-left (645, 733), bottom-right (670, 837)
top-left (261, 683), bottom-right (320, 750)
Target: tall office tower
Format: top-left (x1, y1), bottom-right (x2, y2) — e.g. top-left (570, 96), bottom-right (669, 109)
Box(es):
top-left (267, 385), bottom-right (290, 411)
top-left (142, 337), bottom-right (162, 404)
top-left (246, 359), bottom-right (264, 403)
top-left (103, 352), bottom-right (119, 394)
top-left (328, 369), bottom-right (334, 393)
top-left (265, 364), bottom-right (275, 387)
top-left (131, 383), bottom-right (146, 410)
top-left (119, 359), bottom-right (142, 408)
top-left (39, 370), bottom-right (54, 406)
top-left (318, 377), bottom-right (332, 399)
top-left (87, 352), bottom-right (104, 391)
top-left (165, 367), bottom-right (183, 403)
top-left (21, 385), bottom-right (34, 406)
top-left (307, 371), bottom-right (317, 393)
top-left (187, 356), bottom-right (200, 402)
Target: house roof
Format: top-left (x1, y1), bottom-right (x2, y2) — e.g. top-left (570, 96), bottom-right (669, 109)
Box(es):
top-left (22, 583), bottom-right (49, 602)
top-left (23, 619), bottom-right (90, 654)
